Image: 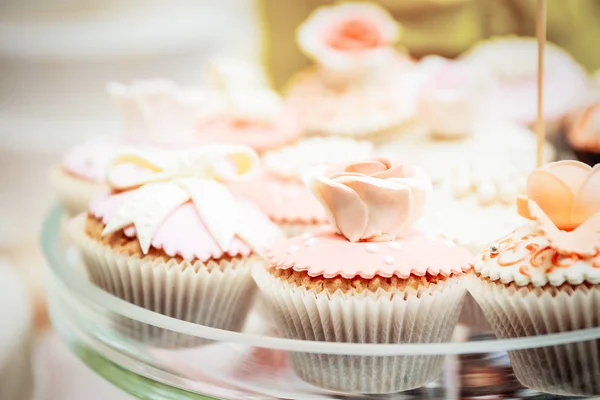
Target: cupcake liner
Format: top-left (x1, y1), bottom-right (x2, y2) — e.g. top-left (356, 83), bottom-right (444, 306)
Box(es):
top-left (69, 215), bottom-right (260, 348)
top-left (252, 266), bottom-right (466, 394)
top-left (458, 291), bottom-right (492, 332)
top-left (469, 278), bottom-right (600, 396)
top-left (50, 167), bottom-right (107, 216)
top-left (276, 222), bottom-right (322, 238)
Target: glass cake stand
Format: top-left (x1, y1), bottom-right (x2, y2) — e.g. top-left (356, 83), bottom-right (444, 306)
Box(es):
top-left (42, 206), bottom-right (600, 400)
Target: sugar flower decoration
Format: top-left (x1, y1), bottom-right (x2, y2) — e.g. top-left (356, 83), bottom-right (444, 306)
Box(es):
top-left (102, 145), bottom-right (260, 254)
top-left (307, 158), bottom-right (432, 242)
top-left (297, 2), bottom-right (401, 75)
top-left (517, 160), bottom-right (600, 256)
top-left (108, 80), bottom-right (225, 144)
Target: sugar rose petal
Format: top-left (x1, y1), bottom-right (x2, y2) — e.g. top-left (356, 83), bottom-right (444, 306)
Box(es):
top-left (336, 175), bottom-right (412, 241)
top-left (572, 164), bottom-right (600, 226)
top-left (311, 174), bottom-right (368, 242)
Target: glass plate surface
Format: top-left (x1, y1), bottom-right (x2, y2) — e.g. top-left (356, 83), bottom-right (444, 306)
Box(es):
top-left (42, 206), bottom-right (600, 400)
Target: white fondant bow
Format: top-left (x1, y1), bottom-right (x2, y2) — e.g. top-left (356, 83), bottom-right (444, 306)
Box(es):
top-left (102, 145), bottom-right (260, 255)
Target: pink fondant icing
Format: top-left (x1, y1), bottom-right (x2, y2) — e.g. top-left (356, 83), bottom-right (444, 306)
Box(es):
top-left (89, 190), bottom-right (281, 262)
top-left (228, 171), bottom-right (328, 224)
top-left (268, 228), bottom-right (473, 279)
top-left (195, 108), bottom-right (302, 154)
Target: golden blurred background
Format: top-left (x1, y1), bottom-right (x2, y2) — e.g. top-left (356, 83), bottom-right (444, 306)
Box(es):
top-left (261, 0), bottom-right (600, 89)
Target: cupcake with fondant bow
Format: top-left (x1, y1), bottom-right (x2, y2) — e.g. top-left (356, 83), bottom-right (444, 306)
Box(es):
top-left (470, 160), bottom-right (600, 396)
top-left (252, 158), bottom-right (473, 393)
top-left (229, 136), bottom-right (374, 237)
top-left (284, 2), bottom-right (417, 141)
top-left (69, 145), bottom-right (282, 348)
top-left (51, 80), bottom-right (222, 216)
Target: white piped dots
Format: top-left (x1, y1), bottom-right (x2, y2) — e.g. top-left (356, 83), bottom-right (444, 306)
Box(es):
top-left (305, 238), bottom-right (318, 247)
top-left (300, 232), bottom-right (312, 239)
top-left (383, 256), bottom-right (395, 265)
top-left (388, 242), bottom-right (402, 251)
top-left (365, 243), bottom-right (379, 253)
top-left (288, 245), bottom-right (299, 254)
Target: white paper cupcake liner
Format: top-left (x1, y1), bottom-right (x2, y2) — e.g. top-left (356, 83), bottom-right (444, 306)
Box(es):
top-left (69, 215), bottom-right (260, 348)
top-left (458, 292), bottom-right (492, 332)
top-left (469, 278), bottom-right (600, 396)
top-left (50, 167), bottom-right (107, 216)
top-left (253, 266), bottom-right (467, 394)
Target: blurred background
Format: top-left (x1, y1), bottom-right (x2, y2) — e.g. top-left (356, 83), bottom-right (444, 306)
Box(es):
top-left (0, 0), bottom-right (599, 399)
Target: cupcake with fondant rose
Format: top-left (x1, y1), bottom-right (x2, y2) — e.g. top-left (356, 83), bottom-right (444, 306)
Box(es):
top-left (567, 101), bottom-right (600, 167)
top-left (284, 2), bottom-right (417, 142)
top-left (469, 160), bottom-right (600, 396)
top-left (230, 136), bottom-right (374, 237)
top-left (69, 145), bottom-right (282, 348)
top-left (253, 158), bottom-right (473, 393)
top-left (51, 80), bottom-right (222, 216)
top-left (461, 36), bottom-right (588, 132)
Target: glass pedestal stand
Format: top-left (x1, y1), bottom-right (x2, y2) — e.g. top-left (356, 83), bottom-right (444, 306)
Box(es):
top-left (43, 207), bottom-right (600, 400)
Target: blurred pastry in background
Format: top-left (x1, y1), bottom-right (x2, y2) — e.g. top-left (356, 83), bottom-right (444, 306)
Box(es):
top-left (197, 57), bottom-right (303, 154)
top-left (567, 102), bottom-right (600, 166)
top-left (284, 2), bottom-right (418, 142)
top-left (461, 36), bottom-right (588, 133)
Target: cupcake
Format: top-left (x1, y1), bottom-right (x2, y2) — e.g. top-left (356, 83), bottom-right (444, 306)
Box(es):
top-left (253, 158), bottom-right (473, 393)
top-left (461, 36), bottom-right (588, 131)
top-left (470, 160), bottom-right (600, 396)
top-left (230, 136), bottom-right (374, 237)
top-left (69, 145), bottom-right (282, 347)
top-left (51, 80), bottom-right (222, 216)
top-left (196, 58), bottom-right (303, 154)
top-left (567, 101), bottom-right (600, 166)
top-left (284, 2), bottom-right (418, 142)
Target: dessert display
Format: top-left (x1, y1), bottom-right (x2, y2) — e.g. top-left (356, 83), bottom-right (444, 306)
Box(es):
top-left (567, 101), bottom-right (600, 166)
top-left (461, 36), bottom-right (588, 130)
top-left (68, 145), bottom-right (282, 347)
top-left (470, 160), bottom-right (600, 396)
top-left (284, 2), bottom-right (418, 141)
top-left (252, 158), bottom-right (473, 393)
top-left (229, 136), bottom-right (374, 237)
top-left (42, 1), bottom-right (600, 398)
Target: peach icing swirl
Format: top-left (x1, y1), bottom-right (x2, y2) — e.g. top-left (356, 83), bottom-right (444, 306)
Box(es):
top-left (516, 160), bottom-right (600, 256)
top-left (306, 158), bottom-right (432, 243)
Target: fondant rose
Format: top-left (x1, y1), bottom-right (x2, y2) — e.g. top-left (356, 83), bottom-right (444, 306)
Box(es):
top-left (307, 158), bottom-right (432, 242)
top-left (297, 2), bottom-right (401, 75)
top-left (517, 160), bottom-right (600, 255)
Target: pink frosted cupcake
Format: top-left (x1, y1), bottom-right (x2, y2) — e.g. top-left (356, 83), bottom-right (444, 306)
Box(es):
top-left (253, 158), bottom-right (473, 393)
top-left (470, 161), bottom-right (600, 396)
top-left (51, 80), bottom-right (222, 216)
top-left (285, 2), bottom-right (417, 141)
top-left (461, 36), bottom-right (588, 130)
top-left (230, 136), bottom-right (374, 237)
top-left (69, 145), bottom-right (282, 347)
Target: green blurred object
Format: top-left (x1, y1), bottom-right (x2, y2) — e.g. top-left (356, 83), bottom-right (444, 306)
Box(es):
top-left (259, 0), bottom-right (599, 90)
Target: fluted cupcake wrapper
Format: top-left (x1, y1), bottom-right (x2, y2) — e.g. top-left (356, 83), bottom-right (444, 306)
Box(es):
top-left (469, 278), bottom-right (600, 396)
top-left (50, 167), bottom-right (107, 217)
top-left (69, 215), bottom-right (259, 348)
top-left (252, 266), bottom-right (466, 394)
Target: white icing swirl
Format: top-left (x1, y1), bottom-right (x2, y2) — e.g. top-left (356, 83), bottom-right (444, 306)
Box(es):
top-left (262, 137), bottom-right (374, 180)
top-left (474, 224), bottom-right (600, 287)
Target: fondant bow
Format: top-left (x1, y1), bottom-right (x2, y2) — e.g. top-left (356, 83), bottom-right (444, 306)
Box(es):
top-left (102, 145), bottom-right (260, 255)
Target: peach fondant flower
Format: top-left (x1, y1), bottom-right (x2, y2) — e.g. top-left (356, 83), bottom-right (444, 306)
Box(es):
top-left (297, 2), bottom-right (401, 74)
top-left (307, 158), bottom-right (432, 242)
top-left (517, 160), bottom-right (600, 256)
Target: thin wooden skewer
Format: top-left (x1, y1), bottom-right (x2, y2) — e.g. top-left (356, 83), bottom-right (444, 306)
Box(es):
top-left (536, 0), bottom-right (547, 168)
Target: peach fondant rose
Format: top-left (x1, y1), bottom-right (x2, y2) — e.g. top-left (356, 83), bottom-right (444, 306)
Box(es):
top-left (517, 160), bottom-right (600, 256)
top-left (297, 2), bottom-right (401, 74)
top-left (308, 158), bottom-right (432, 242)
